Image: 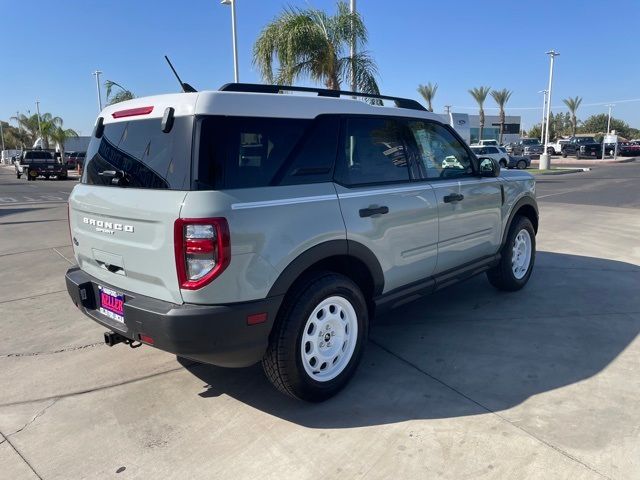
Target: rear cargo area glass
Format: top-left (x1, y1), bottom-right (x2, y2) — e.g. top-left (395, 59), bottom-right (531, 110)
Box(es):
top-left (83, 117), bottom-right (193, 190)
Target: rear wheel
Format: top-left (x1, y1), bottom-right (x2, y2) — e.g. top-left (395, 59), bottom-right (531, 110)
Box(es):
top-left (487, 216), bottom-right (536, 291)
top-left (516, 160), bottom-right (527, 170)
top-left (16, 172), bottom-right (21, 179)
top-left (262, 272), bottom-right (368, 402)
top-left (562, 151), bottom-right (568, 158)
top-left (499, 159), bottom-right (507, 168)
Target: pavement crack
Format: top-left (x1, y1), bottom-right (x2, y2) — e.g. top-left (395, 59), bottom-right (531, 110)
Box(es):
top-left (370, 339), bottom-right (612, 480)
top-left (0, 342), bottom-right (105, 358)
top-left (0, 289), bottom-right (67, 305)
top-left (0, 430), bottom-right (43, 479)
top-left (7, 399), bottom-right (59, 438)
top-left (53, 247), bottom-right (75, 265)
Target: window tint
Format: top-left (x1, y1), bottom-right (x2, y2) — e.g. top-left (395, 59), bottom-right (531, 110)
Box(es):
top-left (486, 147), bottom-right (499, 154)
top-left (335, 117), bottom-right (410, 186)
top-left (24, 151), bottom-right (54, 161)
top-left (83, 117), bottom-right (193, 189)
top-left (198, 116), bottom-right (311, 189)
top-left (278, 115), bottom-right (339, 186)
top-left (406, 120), bottom-right (474, 179)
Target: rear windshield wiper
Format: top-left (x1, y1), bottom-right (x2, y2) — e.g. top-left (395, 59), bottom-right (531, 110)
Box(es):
top-left (98, 169), bottom-right (131, 187)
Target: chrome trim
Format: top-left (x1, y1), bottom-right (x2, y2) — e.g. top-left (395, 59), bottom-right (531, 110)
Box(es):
top-left (231, 194), bottom-right (337, 210)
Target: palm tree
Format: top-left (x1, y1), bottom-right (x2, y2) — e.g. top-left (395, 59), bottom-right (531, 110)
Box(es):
top-left (11, 113), bottom-right (40, 145)
top-left (50, 126), bottom-right (79, 162)
top-left (105, 80), bottom-right (135, 105)
top-left (38, 113), bottom-right (64, 148)
top-left (417, 82), bottom-right (438, 112)
top-left (469, 86), bottom-right (492, 143)
top-left (253, 1), bottom-right (380, 98)
top-left (490, 88), bottom-right (513, 144)
top-left (562, 96), bottom-right (582, 136)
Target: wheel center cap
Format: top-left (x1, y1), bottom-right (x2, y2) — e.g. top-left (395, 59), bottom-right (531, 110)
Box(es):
top-left (324, 333), bottom-right (331, 342)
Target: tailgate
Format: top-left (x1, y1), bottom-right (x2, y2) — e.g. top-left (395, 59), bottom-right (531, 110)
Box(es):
top-left (70, 185), bottom-right (187, 303)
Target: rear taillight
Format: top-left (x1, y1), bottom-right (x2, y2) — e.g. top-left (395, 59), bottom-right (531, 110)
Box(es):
top-left (174, 218), bottom-right (230, 290)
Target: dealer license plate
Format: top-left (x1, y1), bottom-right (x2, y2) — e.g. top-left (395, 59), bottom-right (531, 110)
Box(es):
top-left (98, 286), bottom-right (125, 323)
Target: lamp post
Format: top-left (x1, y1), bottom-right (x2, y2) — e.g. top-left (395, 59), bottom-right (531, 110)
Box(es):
top-left (0, 119), bottom-right (5, 152)
top-left (35, 100), bottom-right (43, 147)
top-left (603, 104), bottom-right (615, 160)
top-left (221, 0), bottom-right (239, 82)
top-left (538, 89), bottom-right (548, 143)
top-left (539, 50), bottom-right (559, 170)
top-left (350, 0), bottom-right (356, 93)
top-left (92, 70), bottom-right (103, 112)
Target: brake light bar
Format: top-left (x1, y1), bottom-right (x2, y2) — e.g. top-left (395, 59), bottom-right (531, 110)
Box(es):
top-left (112, 106), bottom-right (154, 119)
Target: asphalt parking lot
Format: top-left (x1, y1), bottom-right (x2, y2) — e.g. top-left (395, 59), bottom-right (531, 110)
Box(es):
top-left (0, 162), bottom-right (638, 479)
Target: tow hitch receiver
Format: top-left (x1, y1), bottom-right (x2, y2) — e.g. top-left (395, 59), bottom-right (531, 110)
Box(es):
top-left (104, 331), bottom-right (142, 348)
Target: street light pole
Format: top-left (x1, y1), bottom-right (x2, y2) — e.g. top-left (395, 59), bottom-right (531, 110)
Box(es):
top-left (35, 100), bottom-right (43, 147)
top-left (603, 104), bottom-right (614, 160)
top-left (350, 0), bottom-right (356, 93)
top-left (0, 120), bottom-right (5, 152)
top-left (221, 0), bottom-right (239, 82)
top-left (538, 89), bottom-right (548, 143)
top-left (540, 50), bottom-right (559, 170)
top-left (92, 70), bottom-right (103, 112)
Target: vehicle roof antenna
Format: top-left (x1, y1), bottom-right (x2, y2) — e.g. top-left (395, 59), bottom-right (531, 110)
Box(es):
top-left (164, 55), bottom-right (197, 93)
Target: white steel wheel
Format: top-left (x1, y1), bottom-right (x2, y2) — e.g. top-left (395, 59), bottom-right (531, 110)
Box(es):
top-left (512, 229), bottom-right (532, 280)
top-left (301, 296), bottom-right (358, 382)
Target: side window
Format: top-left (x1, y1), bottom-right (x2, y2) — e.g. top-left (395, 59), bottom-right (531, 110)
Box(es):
top-left (335, 117), bottom-right (410, 186)
top-left (405, 120), bottom-right (474, 179)
top-left (197, 116), bottom-right (311, 189)
top-left (278, 115), bottom-right (339, 186)
top-left (486, 147), bottom-right (499, 154)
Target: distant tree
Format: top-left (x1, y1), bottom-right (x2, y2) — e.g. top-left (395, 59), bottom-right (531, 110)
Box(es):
top-left (50, 126), bottom-right (79, 161)
top-left (253, 1), bottom-right (380, 98)
top-left (578, 114), bottom-right (639, 140)
top-left (528, 124), bottom-right (542, 140)
top-left (562, 96), bottom-right (582, 136)
top-left (417, 82), bottom-right (438, 112)
top-left (105, 80), bottom-right (135, 105)
top-left (468, 86), bottom-right (492, 141)
top-left (490, 88), bottom-right (513, 144)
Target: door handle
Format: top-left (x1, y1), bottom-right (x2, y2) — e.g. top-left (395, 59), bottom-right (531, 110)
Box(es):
top-left (443, 193), bottom-right (464, 203)
top-left (359, 206), bottom-right (389, 217)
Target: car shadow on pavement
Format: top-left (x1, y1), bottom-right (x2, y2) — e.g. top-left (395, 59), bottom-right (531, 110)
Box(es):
top-left (180, 251), bottom-right (640, 428)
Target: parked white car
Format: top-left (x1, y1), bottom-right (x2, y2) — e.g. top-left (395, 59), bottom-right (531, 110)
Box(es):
top-left (547, 139), bottom-right (569, 155)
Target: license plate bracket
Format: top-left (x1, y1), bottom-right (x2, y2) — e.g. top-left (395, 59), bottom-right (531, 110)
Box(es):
top-left (98, 285), bottom-right (125, 323)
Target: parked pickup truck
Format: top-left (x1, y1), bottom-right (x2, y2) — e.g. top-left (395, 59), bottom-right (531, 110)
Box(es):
top-left (16, 150), bottom-right (68, 180)
top-left (506, 138), bottom-right (544, 157)
top-left (561, 137), bottom-right (602, 159)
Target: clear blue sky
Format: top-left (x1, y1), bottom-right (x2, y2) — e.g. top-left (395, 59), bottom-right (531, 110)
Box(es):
top-left (2, 0), bottom-right (639, 135)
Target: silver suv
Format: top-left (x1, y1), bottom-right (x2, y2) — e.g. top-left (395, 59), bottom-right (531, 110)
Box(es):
top-left (65, 84), bottom-right (538, 402)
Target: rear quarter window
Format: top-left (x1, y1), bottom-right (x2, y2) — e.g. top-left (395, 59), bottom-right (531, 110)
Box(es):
top-left (82, 117), bottom-right (193, 190)
top-left (197, 116), bottom-right (336, 189)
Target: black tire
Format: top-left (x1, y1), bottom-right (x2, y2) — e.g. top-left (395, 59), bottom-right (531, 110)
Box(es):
top-left (487, 216), bottom-right (536, 291)
top-left (57, 174), bottom-right (67, 180)
top-left (516, 160), bottom-right (527, 170)
top-left (562, 152), bottom-right (567, 158)
top-left (499, 159), bottom-right (507, 168)
top-left (16, 172), bottom-right (21, 179)
top-left (262, 272), bottom-right (368, 402)
top-left (44, 175), bottom-right (50, 180)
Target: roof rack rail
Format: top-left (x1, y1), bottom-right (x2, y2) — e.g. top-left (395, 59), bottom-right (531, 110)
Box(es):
top-left (219, 83), bottom-right (427, 112)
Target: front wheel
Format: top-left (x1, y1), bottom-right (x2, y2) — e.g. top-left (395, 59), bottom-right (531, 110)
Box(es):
top-left (516, 160), bottom-right (527, 170)
top-left (16, 172), bottom-right (21, 179)
top-left (499, 159), bottom-right (507, 168)
top-left (487, 216), bottom-right (536, 291)
top-left (262, 273), bottom-right (368, 402)
top-left (562, 152), bottom-right (568, 158)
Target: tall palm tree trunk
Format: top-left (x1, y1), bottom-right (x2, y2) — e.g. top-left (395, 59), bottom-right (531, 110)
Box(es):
top-left (499, 110), bottom-right (505, 144)
top-left (479, 110), bottom-right (485, 142)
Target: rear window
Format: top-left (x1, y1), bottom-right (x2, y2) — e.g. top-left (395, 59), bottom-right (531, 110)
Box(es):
top-left (82, 117), bottom-right (193, 189)
top-left (24, 151), bottom-right (54, 162)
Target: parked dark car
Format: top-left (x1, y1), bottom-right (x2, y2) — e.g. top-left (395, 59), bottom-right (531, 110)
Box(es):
top-left (561, 137), bottom-right (602, 159)
top-left (506, 138), bottom-right (544, 157)
top-left (64, 151), bottom-right (86, 170)
top-left (618, 142), bottom-right (640, 157)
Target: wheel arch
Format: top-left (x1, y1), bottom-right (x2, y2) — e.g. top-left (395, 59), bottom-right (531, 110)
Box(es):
top-left (501, 196), bottom-right (539, 249)
top-left (267, 239), bottom-right (384, 309)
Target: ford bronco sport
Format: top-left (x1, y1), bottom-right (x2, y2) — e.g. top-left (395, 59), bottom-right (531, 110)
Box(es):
top-left (65, 84), bottom-right (538, 402)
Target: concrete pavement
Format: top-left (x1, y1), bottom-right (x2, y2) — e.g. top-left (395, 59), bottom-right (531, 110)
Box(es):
top-left (0, 163), bottom-right (638, 479)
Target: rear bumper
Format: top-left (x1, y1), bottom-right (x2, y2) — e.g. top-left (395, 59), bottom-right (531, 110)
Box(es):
top-left (65, 267), bottom-right (283, 367)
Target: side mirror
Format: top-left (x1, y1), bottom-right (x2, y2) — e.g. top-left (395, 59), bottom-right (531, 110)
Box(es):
top-left (478, 157), bottom-right (500, 177)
